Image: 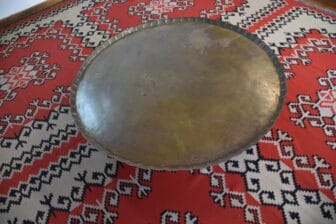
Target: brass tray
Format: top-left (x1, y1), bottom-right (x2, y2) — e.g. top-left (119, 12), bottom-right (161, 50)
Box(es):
top-left (70, 18), bottom-right (286, 170)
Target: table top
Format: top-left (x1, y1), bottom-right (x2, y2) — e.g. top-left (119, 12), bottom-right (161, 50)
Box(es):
top-left (71, 19), bottom-right (285, 169)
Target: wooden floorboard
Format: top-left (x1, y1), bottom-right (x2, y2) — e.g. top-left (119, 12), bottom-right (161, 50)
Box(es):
top-left (0, 0), bottom-right (63, 29)
top-left (303, 0), bottom-right (336, 12)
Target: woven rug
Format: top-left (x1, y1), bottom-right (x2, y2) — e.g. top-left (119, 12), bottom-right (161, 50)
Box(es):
top-left (0, 0), bottom-right (335, 223)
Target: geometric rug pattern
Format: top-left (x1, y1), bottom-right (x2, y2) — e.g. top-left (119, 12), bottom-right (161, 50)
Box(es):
top-left (0, 0), bottom-right (335, 223)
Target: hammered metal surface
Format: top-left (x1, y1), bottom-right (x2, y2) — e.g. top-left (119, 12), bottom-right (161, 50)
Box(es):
top-left (72, 20), bottom-right (284, 169)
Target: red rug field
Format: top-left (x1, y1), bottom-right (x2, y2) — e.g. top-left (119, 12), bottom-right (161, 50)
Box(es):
top-left (0, 0), bottom-right (335, 223)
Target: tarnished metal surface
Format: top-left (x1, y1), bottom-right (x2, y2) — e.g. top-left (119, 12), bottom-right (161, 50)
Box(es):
top-left (71, 18), bottom-right (286, 170)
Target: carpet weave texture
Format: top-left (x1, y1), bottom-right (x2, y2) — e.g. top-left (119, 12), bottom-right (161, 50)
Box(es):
top-left (0, 0), bottom-right (335, 223)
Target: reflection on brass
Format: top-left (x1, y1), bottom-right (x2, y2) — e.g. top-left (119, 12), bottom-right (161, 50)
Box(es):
top-left (71, 18), bottom-right (286, 170)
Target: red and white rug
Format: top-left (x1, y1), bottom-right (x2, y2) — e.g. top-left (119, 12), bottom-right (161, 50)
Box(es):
top-left (0, 0), bottom-right (335, 223)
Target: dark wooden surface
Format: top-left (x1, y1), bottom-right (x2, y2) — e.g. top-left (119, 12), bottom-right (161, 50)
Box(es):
top-left (0, 0), bottom-right (63, 29)
top-left (302, 0), bottom-right (336, 11)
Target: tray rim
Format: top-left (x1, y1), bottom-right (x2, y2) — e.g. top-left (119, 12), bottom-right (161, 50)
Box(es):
top-left (70, 17), bottom-right (287, 171)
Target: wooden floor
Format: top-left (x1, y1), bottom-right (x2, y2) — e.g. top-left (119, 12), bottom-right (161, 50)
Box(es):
top-left (0, 0), bottom-right (335, 29)
top-left (304, 0), bottom-right (336, 11)
top-left (0, 0), bottom-right (63, 28)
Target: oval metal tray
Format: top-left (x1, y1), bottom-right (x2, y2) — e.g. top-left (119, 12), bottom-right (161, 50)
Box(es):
top-left (70, 18), bottom-right (286, 170)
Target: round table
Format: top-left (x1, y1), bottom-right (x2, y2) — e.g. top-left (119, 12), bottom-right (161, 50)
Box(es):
top-left (70, 18), bottom-right (286, 170)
